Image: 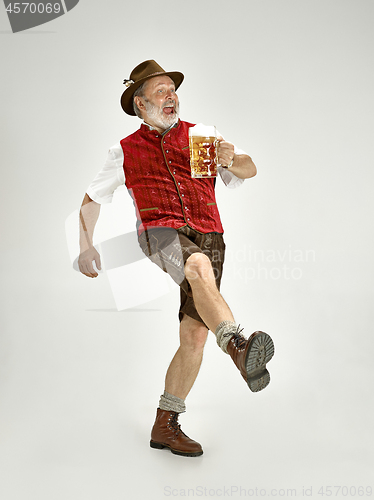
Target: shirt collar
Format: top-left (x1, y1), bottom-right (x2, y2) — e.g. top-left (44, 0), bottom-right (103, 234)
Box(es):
top-left (142, 120), bottom-right (179, 135)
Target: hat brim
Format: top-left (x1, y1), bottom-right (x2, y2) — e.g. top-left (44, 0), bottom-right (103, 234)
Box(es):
top-left (120, 71), bottom-right (184, 116)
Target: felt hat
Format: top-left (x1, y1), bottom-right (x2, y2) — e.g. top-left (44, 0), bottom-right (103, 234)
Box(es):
top-left (120, 60), bottom-right (184, 116)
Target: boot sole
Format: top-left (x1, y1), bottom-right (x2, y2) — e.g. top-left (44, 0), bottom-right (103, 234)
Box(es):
top-left (245, 331), bottom-right (274, 392)
top-left (150, 440), bottom-right (203, 457)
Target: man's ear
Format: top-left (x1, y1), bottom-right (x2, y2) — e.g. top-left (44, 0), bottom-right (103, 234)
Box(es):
top-left (134, 96), bottom-right (145, 111)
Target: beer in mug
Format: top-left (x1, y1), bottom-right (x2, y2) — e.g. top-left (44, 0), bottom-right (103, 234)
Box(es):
top-left (189, 124), bottom-right (218, 178)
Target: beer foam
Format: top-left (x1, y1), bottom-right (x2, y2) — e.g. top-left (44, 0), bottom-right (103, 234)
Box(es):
top-left (189, 123), bottom-right (216, 137)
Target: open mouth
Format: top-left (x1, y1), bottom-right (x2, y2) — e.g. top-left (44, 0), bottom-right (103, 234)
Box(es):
top-left (163, 106), bottom-right (175, 115)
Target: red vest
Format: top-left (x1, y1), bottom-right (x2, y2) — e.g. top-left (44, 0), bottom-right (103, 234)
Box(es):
top-left (120, 120), bottom-right (224, 235)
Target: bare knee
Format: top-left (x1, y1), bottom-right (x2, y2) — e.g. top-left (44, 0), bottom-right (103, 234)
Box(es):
top-left (180, 316), bottom-right (208, 352)
top-left (184, 252), bottom-right (214, 284)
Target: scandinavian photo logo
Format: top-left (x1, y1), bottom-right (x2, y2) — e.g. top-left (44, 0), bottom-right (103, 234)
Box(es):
top-left (3, 0), bottom-right (79, 33)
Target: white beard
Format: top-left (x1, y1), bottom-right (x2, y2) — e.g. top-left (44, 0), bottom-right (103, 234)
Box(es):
top-left (144, 99), bottom-right (180, 131)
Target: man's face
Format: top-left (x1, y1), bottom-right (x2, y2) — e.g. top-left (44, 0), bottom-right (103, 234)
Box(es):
top-left (135, 75), bottom-right (180, 131)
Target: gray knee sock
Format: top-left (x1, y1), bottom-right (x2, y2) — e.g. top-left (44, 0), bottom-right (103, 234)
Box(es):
top-left (215, 320), bottom-right (238, 354)
top-left (159, 391), bottom-right (186, 413)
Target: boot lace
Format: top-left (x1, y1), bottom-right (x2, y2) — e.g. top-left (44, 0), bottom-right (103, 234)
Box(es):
top-left (223, 324), bottom-right (246, 349)
top-left (168, 412), bottom-right (181, 436)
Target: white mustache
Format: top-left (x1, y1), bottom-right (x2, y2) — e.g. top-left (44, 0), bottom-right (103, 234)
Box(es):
top-left (163, 100), bottom-right (176, 109)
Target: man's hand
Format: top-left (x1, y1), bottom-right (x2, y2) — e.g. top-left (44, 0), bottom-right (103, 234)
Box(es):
top-left (217, 136), bottom-right (235, 167)
top-left (78, 247), bottom-right (102, 278)
top-left (216, 135), bottom-right (257, 179)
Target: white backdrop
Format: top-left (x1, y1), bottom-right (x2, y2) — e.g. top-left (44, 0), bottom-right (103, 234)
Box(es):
top-left (1, 1), bottom-right (373, 499)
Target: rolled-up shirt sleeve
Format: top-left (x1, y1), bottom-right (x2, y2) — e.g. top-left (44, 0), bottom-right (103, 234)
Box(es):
top-left (86, 143), bottom-right (125, 204)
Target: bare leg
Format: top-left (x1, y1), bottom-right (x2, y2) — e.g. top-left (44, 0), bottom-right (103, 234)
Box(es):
top-left (164, 314), bottom-right (208, 400)
top-left (184, 253), bottom-right (235, 333)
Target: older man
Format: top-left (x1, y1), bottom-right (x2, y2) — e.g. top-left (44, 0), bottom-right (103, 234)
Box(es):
top-left (78, 60), bottom-right (274, 457)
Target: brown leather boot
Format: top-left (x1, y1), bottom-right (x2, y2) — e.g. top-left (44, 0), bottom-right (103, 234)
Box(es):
top-left (226, 328), bottom-right (275, 392)
top-left (150, 408), bottom-right (203, 457)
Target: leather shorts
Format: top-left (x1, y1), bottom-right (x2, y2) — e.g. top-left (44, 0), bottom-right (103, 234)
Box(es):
top-left (138, 225), bottom-right (225, 325)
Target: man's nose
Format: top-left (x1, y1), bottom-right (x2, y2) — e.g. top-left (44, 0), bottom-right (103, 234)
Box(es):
top-left (165, 89), bottom-right (175, 99)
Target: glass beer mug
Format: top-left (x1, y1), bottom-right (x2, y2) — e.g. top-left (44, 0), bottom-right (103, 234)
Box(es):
top-left (189, 124), bottom-right (218, 178)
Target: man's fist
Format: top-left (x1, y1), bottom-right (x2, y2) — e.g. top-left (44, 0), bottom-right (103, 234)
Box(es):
top-left (217, 136), bottom-right (235, 167)
top-left (78, 247), bottom-right (102, 278)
